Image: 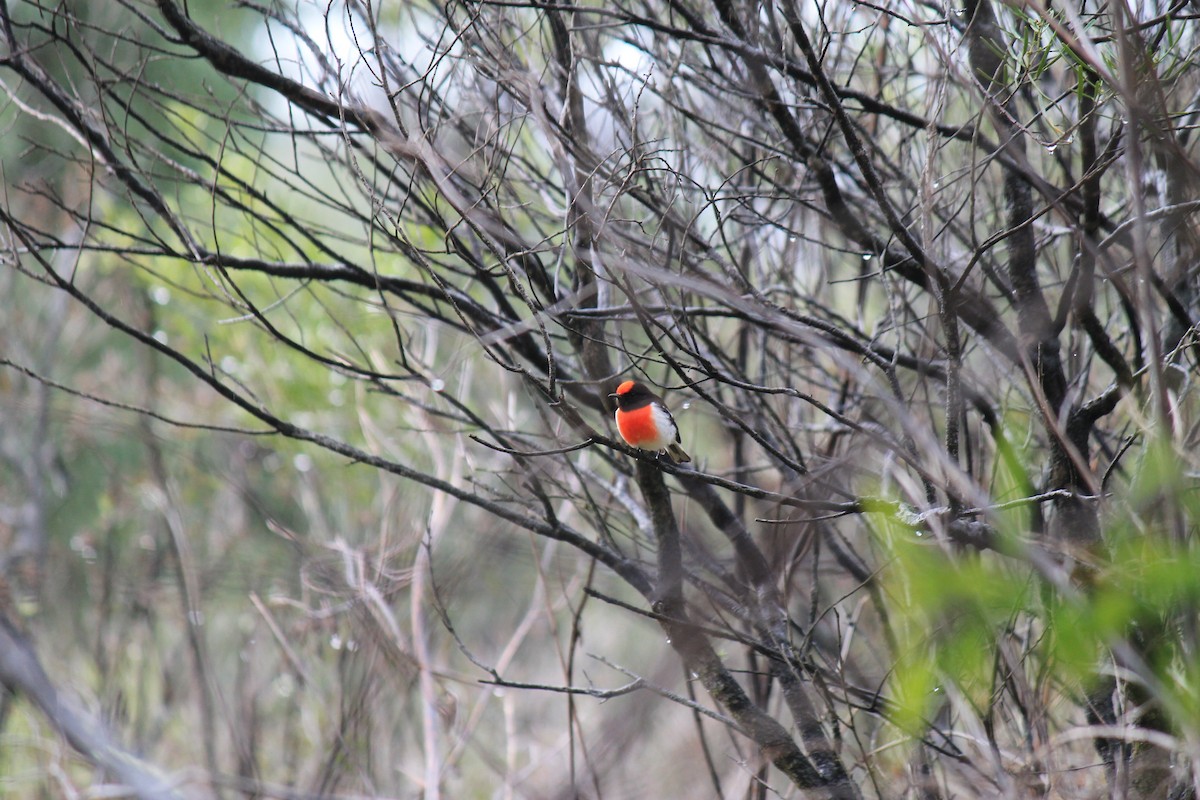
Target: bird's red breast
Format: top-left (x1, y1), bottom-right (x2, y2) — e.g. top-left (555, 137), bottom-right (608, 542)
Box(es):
top-left (615, 401), bottom-right (676, 451)
top-left (619, 407), bottom-right (667, 450)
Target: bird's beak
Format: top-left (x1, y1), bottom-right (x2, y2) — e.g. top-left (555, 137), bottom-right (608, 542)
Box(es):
top-left (607, 392), bottom-right (618, 398)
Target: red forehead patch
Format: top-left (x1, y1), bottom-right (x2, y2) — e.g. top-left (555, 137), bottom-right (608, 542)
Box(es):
top-left (616, 380), bottom-right (636, 395)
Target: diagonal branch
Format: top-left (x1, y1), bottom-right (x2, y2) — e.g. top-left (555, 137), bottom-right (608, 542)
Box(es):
top-left (0, 614), bottom-right (181, 800)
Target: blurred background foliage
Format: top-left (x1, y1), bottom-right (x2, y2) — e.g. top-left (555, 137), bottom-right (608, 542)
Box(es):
top-left (0, 4), bottom-right (606, 795)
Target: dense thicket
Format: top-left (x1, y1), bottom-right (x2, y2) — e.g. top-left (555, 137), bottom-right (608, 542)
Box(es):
top-left (2, 0), bottom-right (1200, 797)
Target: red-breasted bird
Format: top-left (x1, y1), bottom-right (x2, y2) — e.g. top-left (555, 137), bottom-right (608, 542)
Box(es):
top-left (610, 380), bottom-right (691, 464)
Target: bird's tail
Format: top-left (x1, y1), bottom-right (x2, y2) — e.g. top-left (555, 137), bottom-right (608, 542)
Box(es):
top-left (666, 443), bottom-right (691, 464)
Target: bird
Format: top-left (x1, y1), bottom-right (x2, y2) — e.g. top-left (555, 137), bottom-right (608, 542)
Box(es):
top-left (610, 380), bottom-right (691, 464)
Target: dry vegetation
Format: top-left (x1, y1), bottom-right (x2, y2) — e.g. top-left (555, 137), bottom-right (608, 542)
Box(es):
top-left (2, 0), bottom-right (1200, 797)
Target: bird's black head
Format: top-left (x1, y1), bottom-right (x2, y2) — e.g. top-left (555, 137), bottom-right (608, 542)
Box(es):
top-left (610, 380), bottom-right (656, 410)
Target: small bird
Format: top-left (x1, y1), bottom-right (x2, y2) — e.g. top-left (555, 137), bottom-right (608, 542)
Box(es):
top-left (610, 380), bottom-right (691, 463)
